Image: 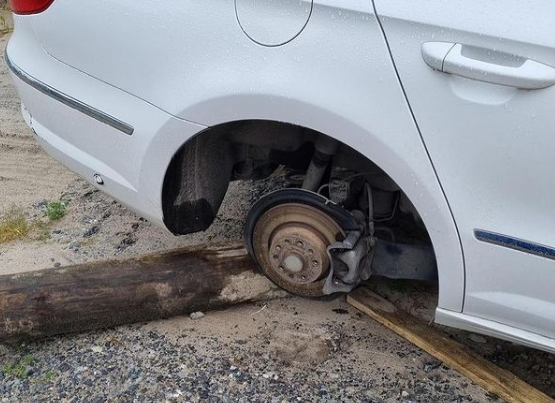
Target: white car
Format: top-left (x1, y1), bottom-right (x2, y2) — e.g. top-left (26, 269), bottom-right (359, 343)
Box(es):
top-left (6, 0), bottom-right (555, 353)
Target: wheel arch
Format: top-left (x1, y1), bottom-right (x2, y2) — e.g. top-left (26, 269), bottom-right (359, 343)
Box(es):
top-left (151, 94), bottom-right (465, 312)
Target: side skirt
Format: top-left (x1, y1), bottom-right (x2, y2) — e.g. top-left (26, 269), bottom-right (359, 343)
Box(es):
top-left (435, 308), bottom-right (555, 354)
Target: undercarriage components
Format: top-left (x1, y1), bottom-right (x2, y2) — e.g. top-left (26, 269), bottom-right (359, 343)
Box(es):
top-left (371, 239), bottom-right (438, 281)
top-left (323, 232), bottom-right (374, 294)
top-left (302, 136), bottom-right (339, 192)
top-left (245, 188), bottom-right (438, 297)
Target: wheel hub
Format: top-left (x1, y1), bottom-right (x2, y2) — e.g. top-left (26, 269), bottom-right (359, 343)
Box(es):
top-left (269, 222), bottom-right (330, 283)
top-left (250, 203), bottom-right (344, 296)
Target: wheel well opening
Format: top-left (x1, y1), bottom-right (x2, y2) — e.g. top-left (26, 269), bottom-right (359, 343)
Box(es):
top-left (162, 120), bottom-right (436, 268)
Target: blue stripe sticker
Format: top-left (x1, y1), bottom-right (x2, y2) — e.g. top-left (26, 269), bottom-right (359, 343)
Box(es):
top-left (474, 230), bottom-right (555, 261)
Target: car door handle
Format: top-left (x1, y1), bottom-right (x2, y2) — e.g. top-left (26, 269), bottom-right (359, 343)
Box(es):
top-left (422, 42), bottom-right (555, 90)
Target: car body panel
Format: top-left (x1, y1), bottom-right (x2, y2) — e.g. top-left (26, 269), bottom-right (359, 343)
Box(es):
top-left (374, 0), bottom-right (555, 338)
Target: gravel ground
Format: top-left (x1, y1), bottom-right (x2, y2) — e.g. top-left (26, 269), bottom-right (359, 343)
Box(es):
top-left (0, 298), bottom-right (495, 403)
top-left (1, 27), bottom-right (554, 403)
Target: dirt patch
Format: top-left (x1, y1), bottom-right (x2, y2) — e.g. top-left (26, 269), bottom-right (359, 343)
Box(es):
top-left (0, 34), bottom-right (75, 210)
top-left (218, 271), bottom-right (289, 303)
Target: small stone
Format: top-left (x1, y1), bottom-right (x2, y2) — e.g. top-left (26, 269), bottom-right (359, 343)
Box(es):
top-left (58, 362), bottom-right (71, 372)
top-left (53, 262), bottom-right (61, 268)
top-left (423, 360), bottom-right (442, 372)
top-left (69, 241), bottom-right (81, 250)
top-left (91, 346), bottom-right (104, 353)
top-left (121, 236), bottom-right (136, 246)
top-left (36, 199), bottom-right (48, 207)
top-left (81, 189), bottom-right (96, 198)
top-left (83, 225), bottom-right (100, 238)
top-left (401, 390), bottom-right (410, 398)
top-left (190, 311), bottom-right (205, 320)
top-left (52, 229), bottom-right (62, 234)
top-left (80, 215), bottom-right (93, 224)
top-left (469, 333), bottom-right (488, 344)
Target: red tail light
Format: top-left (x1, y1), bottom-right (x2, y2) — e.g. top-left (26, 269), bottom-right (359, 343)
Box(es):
top-left (8, 0), bottom-right (55, 15)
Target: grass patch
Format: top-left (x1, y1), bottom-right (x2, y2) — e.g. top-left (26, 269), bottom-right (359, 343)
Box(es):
top-left (36, 370), bottom-right (56, 384)
top-left (44, 200), bottom-right (67, 221)
top-left (0, 202), bottom-right (67, 244)
top-left (0, 207), bottom-right (29, 244)
top-left (1, 355), bottom-right (34, 379)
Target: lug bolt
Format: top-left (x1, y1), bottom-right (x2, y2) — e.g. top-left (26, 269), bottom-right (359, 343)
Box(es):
top-left (296, 241), bottom-right (303, 247)
top-left (301, 276), bottom-right (307, 281)
top-left (312, 260), bottom-right (318, 266)
top-left (308, 249), bottom-right (313, 254)
top-left (275, 245), bottom-right (281, 251)
top-left (278, 266), bottom-right (284, 271)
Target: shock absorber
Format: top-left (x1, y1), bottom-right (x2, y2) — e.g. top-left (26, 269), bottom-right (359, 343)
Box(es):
top-left (302, 136), bottom-right (339, 192)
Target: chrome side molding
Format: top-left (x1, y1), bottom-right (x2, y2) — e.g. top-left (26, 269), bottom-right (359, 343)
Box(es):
top-left (5, 50), bottom-right (134, 136)
top-left (474, 229), bottom-right (555, 261)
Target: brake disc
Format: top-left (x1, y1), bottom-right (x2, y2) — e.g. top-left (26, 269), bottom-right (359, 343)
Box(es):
top-left (244, 189), bottom-right (360, 297)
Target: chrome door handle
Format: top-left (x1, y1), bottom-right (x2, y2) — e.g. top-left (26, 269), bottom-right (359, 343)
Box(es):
top-left (422, 42), bottom-right (555, 90)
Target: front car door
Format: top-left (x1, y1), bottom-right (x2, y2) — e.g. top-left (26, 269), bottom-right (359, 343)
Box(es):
top-left (374, 0), bottom-right (555, 346)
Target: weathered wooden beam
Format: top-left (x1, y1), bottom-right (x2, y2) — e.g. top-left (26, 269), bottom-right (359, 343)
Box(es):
top-left (347, 287), bottom-right (554, 403)
top-left (0, 243), bottom-right (284, 341)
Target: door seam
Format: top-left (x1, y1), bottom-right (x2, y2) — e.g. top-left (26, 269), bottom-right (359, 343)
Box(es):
top-left (370, 0), bottom-right (468, 312)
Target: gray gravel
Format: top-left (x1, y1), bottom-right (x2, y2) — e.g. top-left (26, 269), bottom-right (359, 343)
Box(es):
top-left (0, 298), bottom-right (495, 403)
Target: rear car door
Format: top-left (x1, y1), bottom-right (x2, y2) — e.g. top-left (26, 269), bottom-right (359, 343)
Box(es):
top-left (374, 0), bottom-right (555, 338)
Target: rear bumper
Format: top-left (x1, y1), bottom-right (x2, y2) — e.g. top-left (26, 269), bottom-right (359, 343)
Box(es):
top-left (5, 18), bottom-right (206, 228)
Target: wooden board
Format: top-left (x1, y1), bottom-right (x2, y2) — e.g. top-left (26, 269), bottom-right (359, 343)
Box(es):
top-left (0, 243), bottom-right (283, 341)
top-left (347, 287), bottom-right (554, 403)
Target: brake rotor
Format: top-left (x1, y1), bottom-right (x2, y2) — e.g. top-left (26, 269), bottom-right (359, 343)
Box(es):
top-left (245, 189), bottom-right (358, 297)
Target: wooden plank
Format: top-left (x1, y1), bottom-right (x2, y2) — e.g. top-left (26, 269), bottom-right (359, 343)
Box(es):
top-left (347, 287), bottom-right (554, 403)
top-left (0, 242), bottom-right (283, 341)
